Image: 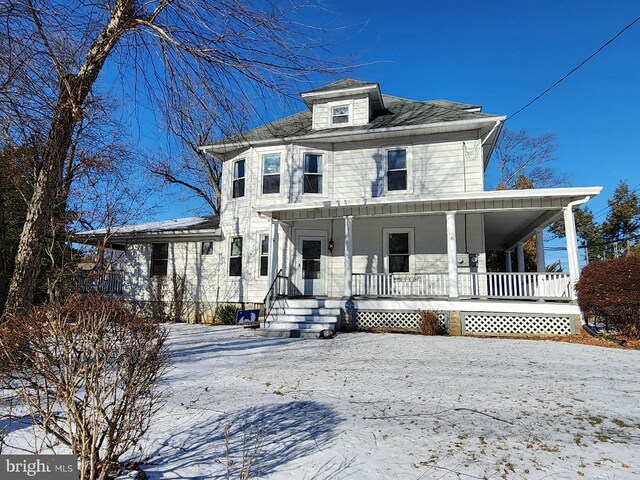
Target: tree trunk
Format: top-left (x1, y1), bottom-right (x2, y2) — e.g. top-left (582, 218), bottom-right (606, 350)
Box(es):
top-left (4, 0), bottom-right (133, 311)
top-left (4, 88), bottom-right (77, 311)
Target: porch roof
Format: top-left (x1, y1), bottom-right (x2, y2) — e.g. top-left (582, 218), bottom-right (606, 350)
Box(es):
top-left (257, 186), bottom-right (601, 251)
top-left (74, 216), bottom-right (221, 249)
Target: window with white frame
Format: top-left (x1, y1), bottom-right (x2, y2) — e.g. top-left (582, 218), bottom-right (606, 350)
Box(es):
top-left (229, 236), bottom-right (242, 276)
top-left (303, 153), bottom-right (323, 194)
top-left (262, 154), bottom-right (280, 194)
top-left (232, 159), bottom-right (245, 198)
top-left (331, 105), bottom-right (349, 125)
top-left (259, 234), bottom-right (269, 277)
top-left (384, 229), bottom-right (414, 273)
top-left (387, 148), bottom-right (407, 191)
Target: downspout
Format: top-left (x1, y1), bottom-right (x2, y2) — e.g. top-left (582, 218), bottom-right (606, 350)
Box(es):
top-left (481, 120), bottom-right (502, 146)
top-left (564, 196), bottom-right (591, 300)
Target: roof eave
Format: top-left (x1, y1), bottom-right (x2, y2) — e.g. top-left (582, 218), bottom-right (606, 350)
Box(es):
top-left (256, 186), bottom-right (603, 216)
top-left (202, 115), bottom-right (507, 156)
top-left (74, 228), bottom-right (222, 245)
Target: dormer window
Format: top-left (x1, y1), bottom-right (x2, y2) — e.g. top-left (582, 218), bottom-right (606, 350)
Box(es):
top-left (331, 105), bottom-right (349, 125)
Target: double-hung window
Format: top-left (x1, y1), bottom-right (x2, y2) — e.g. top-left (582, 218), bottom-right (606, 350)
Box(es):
top-left (259, 234), bottom-right (269, 277)
top-left (232, 159), bottom-right (245, 198)
top-left (303, 153), bottom-right (323, 194)
top-left (387, 149), bottom-right (407, 191)
top-left (262, 154), bottom-right (280, 194)
top-left (229, 237), bottom-right (243, 277)
top-left (331, 105), bottom-right (349, 125)
top-left (151, 243), bottom-right (168, 276)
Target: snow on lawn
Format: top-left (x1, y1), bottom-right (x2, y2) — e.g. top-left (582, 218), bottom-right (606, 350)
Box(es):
top-left (3, 324), bottom-right (637, 479)
top-left (134, 324), bottom-right (640, 480)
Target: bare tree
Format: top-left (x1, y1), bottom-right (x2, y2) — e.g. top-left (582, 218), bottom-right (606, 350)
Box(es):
top-left (1, 0), bottom-right (339, 311)
top-left (490, 128), bottom-right (568, 189)
top-left (152, 98), bottom-right (224, 214)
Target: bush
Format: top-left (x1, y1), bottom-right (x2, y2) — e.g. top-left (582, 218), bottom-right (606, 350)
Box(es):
top-left (0, 296), bottom-right (169, 480)
top-left (215, 303), bottom-right (240, 325)
top-left (418, 310), bottom-right (441, 335)
top-left (576, 256), bottom-right (640, 339)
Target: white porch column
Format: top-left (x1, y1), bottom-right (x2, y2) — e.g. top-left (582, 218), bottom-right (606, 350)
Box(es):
top-left (268, 219), bottom-right (280, 285)
top-left (505, 250), bottom-right (513, 272)
top-left (563, 205), bottom-right (580, 297)
top-left (535, 227), bottom-right (546, 273)
top-left (344, 215), bottom-right (353, 297)
top-left (516, 242), bottom-right (525, 273)
top-left (446, 211), bottom-right (459, 298)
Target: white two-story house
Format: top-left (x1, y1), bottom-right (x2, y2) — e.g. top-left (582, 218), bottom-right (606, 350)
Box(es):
top-left (77, 79), bottom-right (601, 337)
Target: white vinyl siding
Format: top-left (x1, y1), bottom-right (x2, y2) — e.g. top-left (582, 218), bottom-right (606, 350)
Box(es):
top-left (312, 95), bottom-right (369, 129)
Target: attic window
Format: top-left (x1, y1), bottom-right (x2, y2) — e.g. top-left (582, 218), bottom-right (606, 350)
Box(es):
top-left (331, 105), bottom-right (349, 125)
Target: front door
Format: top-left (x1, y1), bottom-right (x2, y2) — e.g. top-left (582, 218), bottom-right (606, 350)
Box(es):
top-left (298, 236), bottom-right (326, 296)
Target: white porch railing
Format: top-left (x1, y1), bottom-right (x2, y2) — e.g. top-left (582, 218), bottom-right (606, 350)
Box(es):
top-left (353, 273), bottom-right (449, 297)
top-left (458, 272), bottom-right (572, 300)
top-left (78, 270), bottom-right (124, 294)
top-left (352, 272), bottom-right (572, 300)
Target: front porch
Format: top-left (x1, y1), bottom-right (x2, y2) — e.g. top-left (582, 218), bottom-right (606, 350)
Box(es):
top-left (259, 188), bottom-right (600, 336)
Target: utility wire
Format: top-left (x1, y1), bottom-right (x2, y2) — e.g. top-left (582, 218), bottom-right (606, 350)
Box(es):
top-left (508, 14), bottom-right (640, 120)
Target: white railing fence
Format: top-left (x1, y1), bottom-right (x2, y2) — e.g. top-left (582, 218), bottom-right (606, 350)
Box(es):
top-left (458, 272), bottom-right (572, 299)
top-left (352, 271), bottom-right (572, 300)
top-left (353, 273), bottom-right (449, 297)
top-left (78, 270), bottom-right (124, 294)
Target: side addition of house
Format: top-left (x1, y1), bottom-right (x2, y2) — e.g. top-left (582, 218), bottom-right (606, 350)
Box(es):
top-left (77, 79), bottom-right (601, 337)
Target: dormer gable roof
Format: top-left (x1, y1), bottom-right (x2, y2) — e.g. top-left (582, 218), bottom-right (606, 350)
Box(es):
top-left (301, 78), bottom-right (384, 111)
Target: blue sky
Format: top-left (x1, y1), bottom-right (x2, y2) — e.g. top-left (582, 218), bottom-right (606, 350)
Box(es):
top-left (130, 1), bottom-right (639, 264)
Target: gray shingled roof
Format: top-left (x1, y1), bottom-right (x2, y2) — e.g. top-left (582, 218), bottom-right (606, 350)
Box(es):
top-left (301, 78), bottom-right (378, 94)
top-left (216, 94), bottom-right (499, 146)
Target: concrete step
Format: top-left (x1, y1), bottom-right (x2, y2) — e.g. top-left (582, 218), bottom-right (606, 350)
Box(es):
top-left (266, 321), bottom-right (335, 331)
top-left (270, 307), bottom-right (341, 316)
top-left (277, 298), bottom-right (342, 309)
top-left (258, 329), bottom-right (334, 339)
top-left (268, 314), bottom-right (338, 324)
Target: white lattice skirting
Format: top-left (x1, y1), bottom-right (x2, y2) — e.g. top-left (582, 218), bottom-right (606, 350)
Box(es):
top-left (354, 311), bottom-right (449, 333)
top-left (462, 313), bottom-right (573, 335)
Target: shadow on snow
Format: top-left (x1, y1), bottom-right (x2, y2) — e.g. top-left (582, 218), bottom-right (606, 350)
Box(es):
top-left (145, 400), bottom-right (345, 479)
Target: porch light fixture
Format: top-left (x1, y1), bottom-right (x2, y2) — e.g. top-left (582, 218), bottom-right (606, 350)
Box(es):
top-left (328, 239), bottom-right (335, 254)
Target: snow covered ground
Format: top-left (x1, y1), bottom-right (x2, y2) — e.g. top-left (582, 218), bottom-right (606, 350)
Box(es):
top-left (4, 324), bottom-right (640, 479)
top-left (138, 325), bottom-right (640, 480)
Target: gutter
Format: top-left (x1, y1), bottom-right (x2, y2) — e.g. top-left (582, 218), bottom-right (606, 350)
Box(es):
top-left (200, 115), bottom-right (508, 154)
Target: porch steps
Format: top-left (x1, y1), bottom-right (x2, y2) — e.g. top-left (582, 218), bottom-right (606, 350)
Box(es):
top-left (262, 298), bottom-right (341, 338)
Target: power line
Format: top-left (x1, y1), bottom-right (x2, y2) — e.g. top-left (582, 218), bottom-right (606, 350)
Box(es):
top-left (508, 14), bottom-right (640, 120)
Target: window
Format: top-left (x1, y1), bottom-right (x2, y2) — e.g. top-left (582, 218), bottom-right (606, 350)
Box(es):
top-left (331, 105), bottom-right (349, 125)
top-left (262, 154), bottom-right (280, 194)
top-left (229, 237), bottom-right (243, 276)
top-left (388, 233), bottom-right (410, 273)
top-left (151, 243), bottom-right (168, 276)
top-left (387, 149), bottom-right (407, 191)
top-left (232, 159), bottom-right (245, 198)
top-left (259, 234), bottom-right (269, 277)
top-left (383, 228), bottom-right (414, 274)
top-left (303, 153), bottom-right (323, 194)
top-left (201, 241), bottom-right (213, 256)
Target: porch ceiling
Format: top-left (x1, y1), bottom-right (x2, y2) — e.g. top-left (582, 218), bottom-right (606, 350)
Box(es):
top-left (484, 209), bottom-right (559, 251)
